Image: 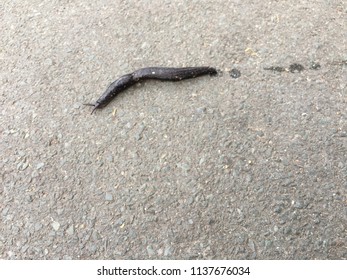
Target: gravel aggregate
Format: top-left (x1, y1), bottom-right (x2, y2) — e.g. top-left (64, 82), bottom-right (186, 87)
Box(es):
top-left (1, 0), bottom-right (346, 259)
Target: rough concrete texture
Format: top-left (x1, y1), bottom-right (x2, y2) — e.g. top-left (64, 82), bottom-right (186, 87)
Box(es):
top-left (1, 0), bottom-right (346, 259)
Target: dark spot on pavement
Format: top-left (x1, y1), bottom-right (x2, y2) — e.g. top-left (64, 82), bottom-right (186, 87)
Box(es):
top-left (289, 63), bottom-right (305, 73)
top-left (264, 66), bottom-right (286, 72)
top-left (229, 68), bottom-right (241, 78)
top-left (330, 60), bottom-right (347, 66)
top-left (310, 62), bottom-right (321, 70)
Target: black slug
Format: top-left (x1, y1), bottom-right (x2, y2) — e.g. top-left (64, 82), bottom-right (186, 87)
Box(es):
top-left (85, 66), bottom-right (217, 114)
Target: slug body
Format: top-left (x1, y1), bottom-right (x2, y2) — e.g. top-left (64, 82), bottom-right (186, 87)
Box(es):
top-left (132, 67), bottom-right (217, 81)
top-left (86, 66), bottom-right (217, 114)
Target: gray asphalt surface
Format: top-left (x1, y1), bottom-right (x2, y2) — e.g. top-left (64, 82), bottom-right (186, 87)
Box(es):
top-left (1, 0), bottom-right (346, 259)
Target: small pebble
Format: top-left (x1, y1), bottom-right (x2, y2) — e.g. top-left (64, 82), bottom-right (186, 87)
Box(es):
top-left (257, 131), bottom-right (265, 137)
top-left (274, 205), bottom-right (282, 213)
top-left (105, 192), bottom-right (113, 201)
top-left (293, 200), bottom-right (305, 209)
top-left (52, 221), bottom-right (60, 231)
top-left (44, 58), bottom-right (53, 66)
top-left (35, 222), bottom-right (43, 231)
top-left (146, 245), bottom-right (155, 257)
top-left (115, 218), bottom-right (124, 226)
top-left (21, 245), bottom-right (29, 253)
top-left (106, 155), bottom-right (114, 162)
top-left (88, 244), bottom-right (97, 254)
top-left (177, 162), bottom-right (190, 171)
top-left (284, 227), bottom-right (292, 235)
top-left (36, 162), bottom-right (44, 169)
top-left (135, 124), bottom-right (145, 141)
top-left (187, 197), bottom-right (194, 205)
top-left (66, 225), bottom-right (74, 235)
top-left (248, 239), bottom-right (256, 254)
top-left (17, 161), bottom-right (29, 171)
top-left (196, 107), bottom-right (207, 114)
top-left (164, 245), bottom-right (173, 256)
top-left (18, 151), bottom-right (26, 157)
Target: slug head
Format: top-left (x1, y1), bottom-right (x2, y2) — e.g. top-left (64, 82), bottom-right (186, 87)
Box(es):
top-left (83, 102), bottom-right (100, 114)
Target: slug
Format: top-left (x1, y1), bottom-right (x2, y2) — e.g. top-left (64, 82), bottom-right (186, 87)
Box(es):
top-left (85, 66), bottom-right (217, 114)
